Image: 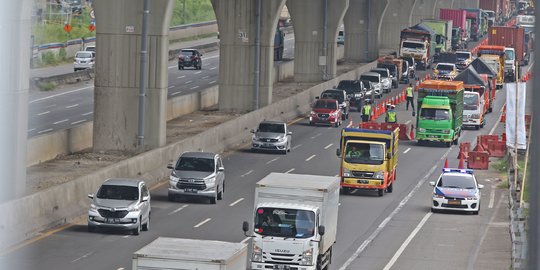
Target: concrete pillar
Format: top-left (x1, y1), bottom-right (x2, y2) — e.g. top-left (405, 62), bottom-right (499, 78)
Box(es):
top-left (379, 0), bottom-right (417, 50)
top-left (288, 0), bottom-right (349, 82)
top-left (411, 0), bottom-right (438, 25)
top-left (344, 0), bottom-right (389, 62)
top-left (211, 0), bottom-right (285, 112)
top-left (0, 0), bottom-right (31, 202)
top-left (435, 0), bottom-right (454, 10)
top-left (453, 0), bottom-right (479, 9)
top-left (93, 0), bottom-right (174, 151)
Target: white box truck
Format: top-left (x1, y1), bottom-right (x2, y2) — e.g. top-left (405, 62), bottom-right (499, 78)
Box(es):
top-left (132, 237), bottom-right (248, 270)
top-left (242, 173), bottom-right (340, 270)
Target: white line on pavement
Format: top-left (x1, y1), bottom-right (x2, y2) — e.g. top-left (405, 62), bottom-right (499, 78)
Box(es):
top-left (488, 186), bottom-right (495, 208)
top-left (241, 237), bottom-right (251, 244)
top-left (117, 268), bottom-right (124, 270)
top-left (209, 67), bottom-right (217, 70)
top-left (338, 146), bottom-right (453, 270)
top-left (285, 168), bottom-right (295, 174)
top-left (292, 144), bottom-right (302, 150)
top-left (37, 111), bottom-right (50, 116)
top-left (82, 111), bottom-right (93, 116)
top-left (172, 91), bottom-right (183, 96)
top-left (403, 147), bottom-right (411, 154)
top-left (53, 119), bottom-right (69, 125)
top-left (190, 86), bottom-right (200, 90)
top-left (45, 104), bottom-right (56, 108)
top-left (324, 143), bottom-right (333, 149)
top-left (29, 86), bottom-right (93, 104)
top-left (405, 120), bottom-right (411, 125)
top-left (71, 251), bottom-right (94, 263)
top-left (203, 55), bottom-right (219, 61)
top-left (229, 198), bottom-right (245, 207)
top-left (71, 119), bottom-right (86, 125)
top-left (311, 133), bottom-right (322, 139)
top-left (266, 158), bottom-right (279, 164)
top-left (194, 71), bottom-right (202, 74)
top-left (38, 128), bottom-right (53, 134)
top-left (241, 170), bottom-right (253, 177)
top-left (167, 205), bottom-right (188, 216)
top-left (209, 80), bottom-right (217, 84)
top-left (382, 213), bottom-right (432, 270)
top-left (66, 104), bottom-right (79, 109)
top-left (185, 80), bottom-right (193, 84)
top-left (194, 218), bottom-right (211, 228)
top-left (202, 75), bottom-right (210, 79)
top-left (168, 85), bottom-right (175, 89)
top-left (306, 155), bottom-right (316, 161)
top-left (28, 128), bottom-right (35, 132)
top-left (177, 75), bottom-right (185, 79)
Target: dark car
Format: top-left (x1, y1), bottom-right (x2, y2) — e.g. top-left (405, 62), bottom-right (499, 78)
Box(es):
top-left (403, 56), bottom-right (416, 79)
top-left (178, 49), bottom-right (202, 70)
top-left (401, 60), bottom-right (410, 84)
top-left (319, 89), bottom-right (349, 120)
top-left (335, 80), bottom-right (366, 107)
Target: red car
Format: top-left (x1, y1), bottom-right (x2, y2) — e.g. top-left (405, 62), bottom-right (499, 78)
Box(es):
top-left (309, 99), bottom-right (343, 127)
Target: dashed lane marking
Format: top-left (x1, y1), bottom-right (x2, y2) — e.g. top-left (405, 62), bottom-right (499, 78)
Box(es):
top-left (230, 198), bottom-right (245, 207)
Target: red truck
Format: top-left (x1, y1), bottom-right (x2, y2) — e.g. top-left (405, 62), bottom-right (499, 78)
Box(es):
top-left (488, 26), bottom-right (530, 66)
top-left (440, 9), bottom-right (469, 46)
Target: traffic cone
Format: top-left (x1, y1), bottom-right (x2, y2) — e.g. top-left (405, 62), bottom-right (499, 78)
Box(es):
top-left (444, 159), bottom-right (449, 168)
top-left (458, 155), bottom-right (465, 169)
top-left (457, 149), bottom-right (466, 160)
top-left (409, 124), bottom-right (415, 140)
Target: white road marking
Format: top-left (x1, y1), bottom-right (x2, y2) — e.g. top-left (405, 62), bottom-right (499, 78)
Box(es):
top-left (202, 55), bottom-right (219, 61)
top-left (194, 71), bottom-right (202, 74)
top-left (405, 120), bottom-right (411, 125)
top-left (241, 170), bottom-right (253, 177)
top-left (202, 75), bottom-right (210, 79)
top-left (29, 86), bottom-right (93, 104)
top-left (324, 143), bottom-right (333, 149)
top-left (71, 119), bottom-right (86, 125)
top-left (53, 119), bottom-right (69, 125)
top-left (311, 133), bottom-right (322, 139)
top-left (45, 104), bottom-right (57, 108)
top-left (229, 198), bottom-right (245, 206)
top-left (194, 218), bottom-right (211, 228)
top-left (488, 186), bottom-right (496, 208)
top-left (28, 128), bottom-right (35, 132)
top-left (167, 205), bottom-right (188, 216)
top-left (66, 104), bottom-right (79, 109)
top-left (292, 144), bottom-right (302, 150)
top-left (71, 251), bottom-right (94, 263)
top-left (168, 85), bottom-right (175, 89)
top-left (190, 86), bottom-right (200, 90)
top-left (209, 80), bottom-right (217, 84)
top-left (82, 111), bottom-right (93, 116)
top-left (266, 157), bottom-right (279, 164)
top-left (382, 213), bottom-right (432, 270)
top-left (306, 155), bottom-right (316, 161)
top-left (37, 111), bottom-right (50, 116)
top-left (185, 80), bottom-right (193, 84)
top-left (241, 237), bottom-right (251, 244)
top-left (285, 168), bottom-right (295, 174)
top-left (403, 147), bottom-right (411, 154)
top-left (177, 75), bottom-right (186, 79)
top-left (37, 128), bottom-right (53, 134)
top-left (117, 268), bottom-right (125, 270)
top-left (338, 147), bottom-right (453, 270)
top-left (172, 91), bottom-right (183, 96)
top-left (210, 67), bottom-right (217, 70)
top-left (122, 235), bottom-right (130, 238)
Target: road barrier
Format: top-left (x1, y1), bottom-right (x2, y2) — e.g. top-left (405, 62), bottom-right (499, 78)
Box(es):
top-left (487, 140), bottom-right (507, 157)
top-left (478, 135), bottom-right (500, 151)
top-left (457, 142), bottom-right (471, 159)
top-left (467, 151), bottom-right (490, 170)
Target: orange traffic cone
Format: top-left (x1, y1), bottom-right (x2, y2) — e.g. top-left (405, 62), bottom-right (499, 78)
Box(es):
top-left (458, 155), bottom-right (465, 169)
top-left (444, 159), bottom-right (449, 168)
top-left (410, 124), bottom-right (415, 140)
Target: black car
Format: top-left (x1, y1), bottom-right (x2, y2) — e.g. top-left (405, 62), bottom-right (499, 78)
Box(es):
top-left (402, 56), bottom-right (416, 79)
top-left (178, 49), bottom-right (202, 70)
top-left (335, 80), bottom-right (366, 108)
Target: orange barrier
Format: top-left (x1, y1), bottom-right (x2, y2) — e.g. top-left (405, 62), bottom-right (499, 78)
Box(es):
top-left (467, 151), bottom-right (490, 170)
top-left (380, 123), bottom-right (399, 132)
top-left (359, 122), bottom-right (381, 130)
top-left (397, 124), bottom-right (412, 140)
top-left (501, 132), bottom-right (506, 142)
top-left (478, 135), bottom-right (499, 150)
top-left (487, 140), bottom-right (507, 158)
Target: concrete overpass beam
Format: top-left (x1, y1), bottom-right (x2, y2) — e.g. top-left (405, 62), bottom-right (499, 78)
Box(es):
top-left (212, 0), bottom-right (285, 111)
top-left (288, 0), bottom-right (349, 82)
top-left (453, 0), bottom-right (479, 9)
top-left (344, 0), bottom-right (389, 62)
top-left (411, 0), bottom-right (438, 25)
top-left (379, 0), bottom-right (417, 51)
top-left (93, 0), bottom-right (174, 151)
top-left (436, 0), bottom-right (454, 9)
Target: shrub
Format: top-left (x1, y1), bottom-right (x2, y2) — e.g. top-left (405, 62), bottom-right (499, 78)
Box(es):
top-left (41, 51), bottom-right (58, 65)
top-left (58, 47), bottom-right (67, 61)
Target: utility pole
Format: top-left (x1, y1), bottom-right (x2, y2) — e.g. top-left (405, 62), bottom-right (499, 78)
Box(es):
top-left (137, 0), bottom-right (149, 150)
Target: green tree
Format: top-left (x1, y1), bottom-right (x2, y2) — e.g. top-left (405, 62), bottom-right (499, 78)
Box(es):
top-left (171, 0), bottom-right (216, 26)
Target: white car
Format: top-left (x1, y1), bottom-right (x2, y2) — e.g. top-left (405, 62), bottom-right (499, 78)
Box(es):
top-left (429, 168), bottom-right (484, 215)
top-left (73, 51), bottom-right (95, 71)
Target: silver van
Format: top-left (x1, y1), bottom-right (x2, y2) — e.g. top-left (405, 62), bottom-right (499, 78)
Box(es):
top-left (360, 72), bottom-right (383, 99)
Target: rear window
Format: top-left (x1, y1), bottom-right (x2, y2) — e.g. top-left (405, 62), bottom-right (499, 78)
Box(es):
top-left (321, 91), bottom-right (344, 103)
top-left (337, 81), bottom-right (360, 92)
top-left (76, 52), bottom-right (93, 58)
top-left (436, 64), bottom-right (454, 71)
top-left (181, 50), bottom-right (196, 56)
top-left (361, 75), bottom-right (379, 83)
top-left (372, 70), bottom-right (388, 77)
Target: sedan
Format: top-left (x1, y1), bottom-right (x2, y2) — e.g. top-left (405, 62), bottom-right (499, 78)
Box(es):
top-left (429, 168), bottom-right (483, 215)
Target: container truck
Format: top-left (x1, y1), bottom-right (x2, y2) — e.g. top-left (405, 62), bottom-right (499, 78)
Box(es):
top-left (463, 8), bottom-right (488, 41)
top-left (337, 127), bottom-right (399, 197)
top-left (416, 80), bottom-right (464, 147)
top-left (440, 9), bottom-right (469, 47)
top-left (132, 237), bottom-right (248, 270)
top-left (488, 26), bottom-right (530, 68)
top-left (421, 19), bottom-right (454, 55)
top-left (242, 173), bottom-right (339, 270)
top-left (399, 24), bottom-right (437, 70)
top-left (477, 45), bottom-right (506, 88)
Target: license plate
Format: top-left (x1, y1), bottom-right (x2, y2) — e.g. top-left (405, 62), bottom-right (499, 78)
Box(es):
top-left (448, 199), bottom-right (461, 205)
top-left (357, 180), bottom-right (369, 184)
top-left (273, 265), bottom-right (289, 270)
top-left (264, 144), bottom-right (273, 147)
top-left (106, 218), bottom-right (120, 224)
top-left (184, 189), bottom-right (197, 193)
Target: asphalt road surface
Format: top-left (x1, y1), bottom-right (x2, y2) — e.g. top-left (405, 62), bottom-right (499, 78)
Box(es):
top-left (27, 36), bottom-right (296, 138)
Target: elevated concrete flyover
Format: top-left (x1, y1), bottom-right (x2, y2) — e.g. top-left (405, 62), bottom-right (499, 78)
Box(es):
top-left (379, 0), bottom-right (417, 51)
top-left (411, 0), bottom-right (438, 24)
top-left (435, 0), bottom-right (455, 9)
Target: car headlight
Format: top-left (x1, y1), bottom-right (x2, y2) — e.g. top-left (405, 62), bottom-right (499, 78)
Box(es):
top-left (204, 176), bottom-right (216, 183)
top-left (373, 171), bottom-right (385, 180)
top-left (331, 111), bottom-right (339, 117)
top-left (252, 135), bottom-right (259, 141)
top-left (471, 114), bottom-right (480, 119)
top-left (89, 204), bottom-right (97, 211)
top-left (342, 168), bottom-right (352, 177)
top-left (170, 175), bottom-right (179, 182)
top-left (300, 248), bottom-right (313, 266)
top-left (418, 128), bottom-right (426, 133)
top-left (252, 243), bottom-right (263, 262)
top-left (128, 205), bottom-right (140, 212)
top-left (278, 137), bottom-right (287, 142)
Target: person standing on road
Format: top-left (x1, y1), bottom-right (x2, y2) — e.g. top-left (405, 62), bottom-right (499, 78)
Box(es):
top-left (361, 99), bottom-right (372, 122)
top-left (406, 83), bottom-right (415, 116)
top-left (385, 105), bottom-right (397, 123)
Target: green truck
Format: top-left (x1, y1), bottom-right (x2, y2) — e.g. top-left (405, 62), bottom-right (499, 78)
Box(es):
top-left (416, 80), bottom-right (464, 147)
top-left (420, 19), bottom-right (453, 56)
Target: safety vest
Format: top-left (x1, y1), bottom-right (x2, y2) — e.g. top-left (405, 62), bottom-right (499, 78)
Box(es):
top-left (406, 87), bottom-right (414, 97)
top-left (362, 105), bottom-right (371, 115)
top-left (387, 111), bottom-right (397, 123)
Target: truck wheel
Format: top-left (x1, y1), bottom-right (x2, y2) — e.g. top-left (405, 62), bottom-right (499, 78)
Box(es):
top-left (340, 187), bottom-right (351, 195)
top-left (377, 189), bottom-right (384, 197)
top-left (387, 182), bottom-right (393, 193)
top-left (446, 142), bottom-right (452, 147)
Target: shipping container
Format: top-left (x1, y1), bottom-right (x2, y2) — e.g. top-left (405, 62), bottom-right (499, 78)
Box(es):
top-left (440, 9), bottom-right (467, 29)
top-left (488, 26), bottom-right (529, 65)
top-left (480, 0), bottom-right (500, 15)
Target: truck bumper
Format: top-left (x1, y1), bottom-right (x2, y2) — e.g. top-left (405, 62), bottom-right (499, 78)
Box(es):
top-left (251, 262), bottom-right (316, 270)
top-left (341, 178), bottom-right (386, 190)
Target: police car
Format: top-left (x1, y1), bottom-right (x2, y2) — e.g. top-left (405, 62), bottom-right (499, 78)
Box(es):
top-left (429, 168), bottom-right (484, 214)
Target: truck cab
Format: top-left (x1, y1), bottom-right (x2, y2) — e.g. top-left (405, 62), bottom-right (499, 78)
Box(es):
top-left (455, 51), bottom-right (472, 71)
top-left (463, 91), bottom-right (485, 130)
top-left (400, 40), bottom-right (429, 69)
top-left (504, 47), bottom-right (516, 82)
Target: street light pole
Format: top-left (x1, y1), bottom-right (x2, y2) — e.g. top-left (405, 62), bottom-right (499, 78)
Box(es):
top-left (137, 0), bottom-right (149, 150)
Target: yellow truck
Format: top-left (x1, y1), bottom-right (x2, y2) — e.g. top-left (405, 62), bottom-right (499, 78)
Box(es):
top-left (336, 127), bottom-right (399, 197)
top-left (477, 45), bottom-right (505, 88)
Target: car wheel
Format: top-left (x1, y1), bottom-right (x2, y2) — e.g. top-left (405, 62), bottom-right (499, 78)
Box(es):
top-left (446, 142), bottom-right (452, 147)
top-left (142, 213), bottom-right (150, 231)
top-left (87, 224), bottom-right (96, 233)
top-left (168, 192), bottom-right (175, 202)
top-left (377, 189), bottom-right (384, 197)
top-left (178, 64), bottom-right (181, 70)
top-left (209, 194), bottom-right (217, 204)
top-left (340, 187), bottom-right (351, 195)
top-left (132, 219), bottom-right (141, 235)
top-left (287, 143), bottom-right (291, 152)
top-left (217, 186), bottom-right (223, 200)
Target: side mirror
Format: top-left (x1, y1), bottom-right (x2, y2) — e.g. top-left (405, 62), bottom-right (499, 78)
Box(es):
top-left (336, 148), bottom-right (341, 157)
top-left (142, 196), bottom-right (150, 202)
top-left (333, 86), bottom-right (337, 89)
top-left (218, 166), bottom-right (225, 172)
top-left (386, 152), bottom-right (392, 159)
top-left (478, 184), bottom-right (484, 189)
top-left (429, 181), bottom-right (436, 186)
top-left (250, 129), bottom-right (255, 133)
top-left (242, 221), bottom-right (250, 237)
top-left (167, 164), bottom-right (174, 170)
top-left (88, 194), bottom-right (94, 199)
top-left (287, 131), bottom-right (292, 136)
top-left (315, 96), bottom-right (320, 100)
top-left (318, 225), bottom-right (325, 236)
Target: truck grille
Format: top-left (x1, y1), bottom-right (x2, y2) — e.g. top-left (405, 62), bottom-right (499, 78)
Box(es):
top-left (352, 171), bottom-right (374, 178)
top-left (263, 252), bottom-right (300, 265)
top-left (98, 209), bottom-right (129, 218)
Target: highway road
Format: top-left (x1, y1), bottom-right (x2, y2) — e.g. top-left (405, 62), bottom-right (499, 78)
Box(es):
top-left (2, 59), bottom-right (524, 268)
top-left (27, 35), bottom-right (296, 138)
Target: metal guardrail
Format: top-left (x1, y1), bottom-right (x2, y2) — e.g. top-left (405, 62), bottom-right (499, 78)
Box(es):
top-left (169, 20), bottom-right (217, 31)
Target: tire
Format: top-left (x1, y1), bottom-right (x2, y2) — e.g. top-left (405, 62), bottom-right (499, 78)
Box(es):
top-left (334, 121), bottom-right (339, 128)
top-left (209, 194), bottom-right (217, 204)
top-left (217, 186), bottom-right (223, 200)
top-left (387, 182), bottom-right (393, 193)
top-left (377, 189), bottom-right (384, 197)
top-left (446, 142), bottom-right (452, 147)
top-left (431, 208), bottom-right (439, 213)
top-left (475, 125), bottom-right (480, 130)
top-left (132, 219), bottom-right (141, 235)
top-left (287, 143), bottom-right (291, 152)
top-left (87, 225), bottom-right (96, 233)
top-left (340, 187), bottom-right (351, 195)
top-left (142, 213), bottom-right (150, 231)
top-left (168, 192), bottom-right (175, 202)
top-left (178, 64), bottom-right (181, 70)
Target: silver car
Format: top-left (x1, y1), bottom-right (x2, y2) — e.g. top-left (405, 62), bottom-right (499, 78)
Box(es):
top-left (73, 51), bottom-right (94, 71)
top-left (87, 179), bottom-right (151, 235)
top-left (370, 68), bottom-right (392, 93)
top-left (360, 72), bottom-right (383, 99)
top-left (168, 152), bottom-right (225, 204)
top-left (251, 121), bottom-right (292, 154)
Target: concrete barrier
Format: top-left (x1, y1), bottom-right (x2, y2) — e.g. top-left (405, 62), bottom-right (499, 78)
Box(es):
top-left (10, 59), bottom-right (378, 251)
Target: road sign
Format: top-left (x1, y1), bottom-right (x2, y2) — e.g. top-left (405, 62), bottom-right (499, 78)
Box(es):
top-left (90, 9), bottom-right (95, 19)
top-left (125, 25), bottom-right (135, 33)
top-left (64, 24), bottom-right (72, 33)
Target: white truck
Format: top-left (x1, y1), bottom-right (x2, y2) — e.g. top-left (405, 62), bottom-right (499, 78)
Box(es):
top-left (132, 237), bottom-right (248, 270)
top-left (242, 173), bottom-right (340, 270)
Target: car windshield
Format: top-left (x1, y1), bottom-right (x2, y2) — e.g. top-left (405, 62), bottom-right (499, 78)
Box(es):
top-left (96, 185), bottom-right (139, 200)
top-left (337, 81), bottom-right (360, 92)
top-left (314, 100), bottom-right (337, 109)
top-left (258, 123), bottom-right (285, 133)
top-left (181, 50), bottom-right (195, 56)
top-left (437, 174), bottom-right (476, 189)
top-left (420, 108), bottom-right (450, 120)
top-left (321, 91), bottom-right (344, 103)
top-left (456, 52), bottom-right (470, 60)
top-left (175, 157), bottom-right (215, 172)
top-left (254, 208), bottom-right (316, 238)
top-left (403, 42), bottom-right (425, 49)
top-left (464, 94), bottom-right (479, 110)
top-left (76, 52), bottom-right (92, 58)
top-left (344, 142), bottom-right (385, 165)
top-left (361, 75), bottom-right (379, 83)
top-left (437, 64), bottom-right (454, 71)
top-left (372, 70), bottom-right (388, 77)
top-left (505, 50), bottom-right (515, 60)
